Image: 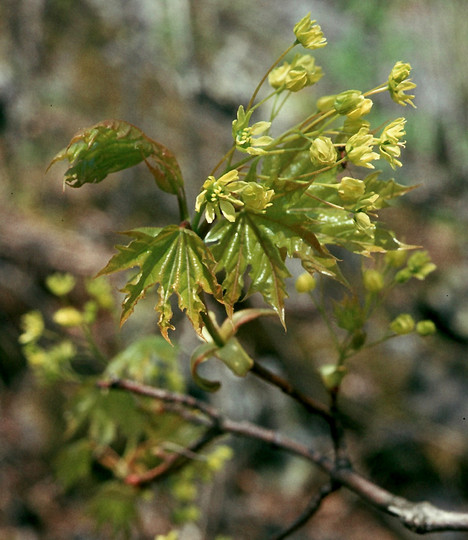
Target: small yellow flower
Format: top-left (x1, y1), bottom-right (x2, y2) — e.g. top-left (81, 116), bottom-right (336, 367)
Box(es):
top-left (240, 183), bottom-right (274, 213)
top-left (379, 117), bottom-right (406, 169)
top-left (390, 313), bottom-right (415, 335)
top-left (345, 127), bottom-right (379, 169)
top-left (269, 55), bottom-right (323, 92)
top-left (293, 13), bottom-right (327, 50)
top-left (338, 176), bottom-right (365, 202)
top-left (309, 136), bottom-right (337, 167)
top-left (388, 61), bottom-right (416, 107)
top-left (334, 90), bottom-right (362, 115)
top-left (232, 106), bottom-right (273, 154)
top-left (195, 170), bottom-right (246, 223)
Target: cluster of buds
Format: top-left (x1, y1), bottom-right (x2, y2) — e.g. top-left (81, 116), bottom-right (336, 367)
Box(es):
top-left (269, 54), bottom-right (323, 92)
top-left (195, 170), bottom-right (274, 223)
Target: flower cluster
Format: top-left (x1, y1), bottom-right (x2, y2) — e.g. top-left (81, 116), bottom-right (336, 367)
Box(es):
top-left (388, 61), bottom-right (416, 107)
top-left (269, 54), bottom-right (323, 92)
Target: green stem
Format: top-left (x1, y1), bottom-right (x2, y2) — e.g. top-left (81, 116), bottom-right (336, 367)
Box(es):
top-left (246, 43), bottom-right (296, 111)
top-left (200, 311), bottom-right (225, 348)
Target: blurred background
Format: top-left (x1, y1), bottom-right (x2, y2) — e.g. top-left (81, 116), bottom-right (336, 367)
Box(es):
top-left (1, 0), bottom-right (468, 538)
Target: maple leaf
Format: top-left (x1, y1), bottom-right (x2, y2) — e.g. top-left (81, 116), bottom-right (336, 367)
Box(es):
top-left (98, 226), bottom-right (222, 342)
top-left (48, 119), bottom-right (183, 194)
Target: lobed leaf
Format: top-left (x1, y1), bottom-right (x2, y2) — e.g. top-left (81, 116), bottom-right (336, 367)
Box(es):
top-left (48, 119), bottom-right (183, 194)
top-left (98, 225), bottom-right (222, 341)
top-left (206, 210), bottom-right (291, 325)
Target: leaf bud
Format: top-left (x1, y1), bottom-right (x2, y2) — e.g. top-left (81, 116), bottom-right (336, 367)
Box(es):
top-left (295, 272), bottom-right (317, 293)
top-left (309, 136), bottom-right (337, 167)
top-left (416, 320), bottom-right (436, 336)
top-left (363, 269), bottom-right (384, 292)
top-left (390, 313), bottom-right (415, 335)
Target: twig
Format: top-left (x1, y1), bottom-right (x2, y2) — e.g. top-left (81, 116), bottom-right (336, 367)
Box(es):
top-left (269, 482), bottom-right (340, 540)
top-left (251, 360), bottom-right (333, 424)
top-left (98, 378), bottom-right (468, 534)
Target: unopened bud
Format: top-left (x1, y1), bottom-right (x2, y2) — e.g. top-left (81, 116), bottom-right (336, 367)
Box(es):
top-left (295, 272), bottom-right (317, 293)
top-left (390, 313), bottom-right (415, 335)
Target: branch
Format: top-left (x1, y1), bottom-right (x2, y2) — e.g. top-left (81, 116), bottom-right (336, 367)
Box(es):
top-left (98, 378), bottom-right (468, 534)
top-left (251, 360), bottom-right (333, 424)
top-left (269, 482), bottom-right (340, 540)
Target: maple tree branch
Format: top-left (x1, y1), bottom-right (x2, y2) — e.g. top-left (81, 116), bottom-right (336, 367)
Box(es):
top-left (250, 360), bottom-right (333, 424)
top-left (269, 482), bottom-right (340, 540)
top-left (98, 378), bottom-right (468, 534)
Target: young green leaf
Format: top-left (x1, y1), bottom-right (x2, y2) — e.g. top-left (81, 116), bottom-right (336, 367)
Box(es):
top-left (98, 225), bottom-right (222, 341)
top-left (48, 119), bottom-right (184, 194)
top-left (206, 211), bottom-right (290, 325)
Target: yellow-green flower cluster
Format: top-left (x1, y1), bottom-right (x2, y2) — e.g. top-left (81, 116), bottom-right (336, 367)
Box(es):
top-left (269, 54), bottom-right (323, 92)
top-left (378, 117), bottom-right (406, 169)
top-left (345, 126), bottom-right (379, 169)
top-left (232, 106), bottom-right (273, 155)
top-left (195, 171), bottom-right (273, 223)
top-left (293, 13), bottom-right (327, 50)
top-left (388, 61), bottom-right (416, 107)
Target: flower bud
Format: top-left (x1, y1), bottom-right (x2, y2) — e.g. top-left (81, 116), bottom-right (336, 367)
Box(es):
top-left (385, 249), bottom-right (407, 268)
top-left (334, 90), bottom-right (362, 115)
top-left (416, 320), bottom-right (436, 336)
top-left (363, 269), bottom-right (384, 292)
top-left (316, 95), bottom-right (336, 112)
top-left (355, 212), bottom-right (372, 230)
top-left (346, 97), bottom-right (373, 120)
top-left (268, 63), bottom-right (291, 89)
top-left (53, 307), bottom-right (83, 327)
top-left (19, 311), bottom-right (45, 345)
top-left (319, 364), bottom-right (347, 391)
top-left (46, 272), bottom-right (76, 296)
top-left (345, 127), bottom-right (379, 169)
top-left (388, 61), bottom-right (416, 107)
top-left (240, 183), bottom-right (274, 212)
top-left (338, 176), bottom-right (365, 202)
top-left (390, 313), bottom-right (415, 335)
top-left (295, 272), bottom-right (317, 293)
top-left (309, 136), bottom-right (337, 167)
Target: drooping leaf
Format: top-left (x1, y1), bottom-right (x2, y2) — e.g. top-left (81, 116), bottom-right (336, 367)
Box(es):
top-left (48, 119), bottom-right (183, 194)
top-left (98, 225), bottom-right (222, 341)
top-left (205, 211), bottom-right (290, 325)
